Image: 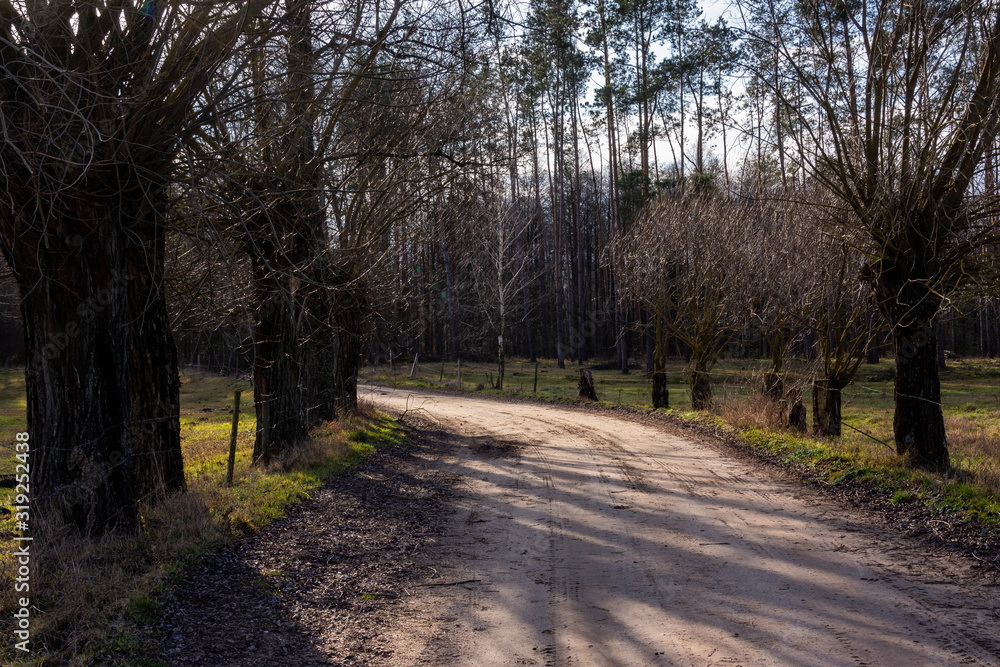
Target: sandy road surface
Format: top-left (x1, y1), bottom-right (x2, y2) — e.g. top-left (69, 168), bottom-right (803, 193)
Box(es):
top-left (366, 386), bottom-right (1000, 666)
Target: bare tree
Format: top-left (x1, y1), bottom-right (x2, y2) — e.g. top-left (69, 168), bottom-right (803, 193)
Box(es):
top-left (326, 35), bottom-right (475, 410)
top-left (745, 194), bottom-right (811, 397)
top-left (800, 204), bottom-right (875, 436)
top-left (743, 0), bottom-right (1000, 469)
top-left (0, 0), bottom-right (275, 533)
top-left (617, 192), bottom-right (753, 409)
top-left (463, 186), bottom-right (530, 390)
top-left (196, 0), bottom-right (474, 462)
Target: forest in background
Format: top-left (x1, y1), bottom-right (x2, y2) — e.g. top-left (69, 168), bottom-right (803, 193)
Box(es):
top-left (2, 0), bottom-right (1000, 536)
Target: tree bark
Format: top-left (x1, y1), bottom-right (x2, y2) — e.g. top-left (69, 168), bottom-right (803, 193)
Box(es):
top-left (689, 369), bottom-right (711, 410)
top-left (515, 227), bottom-right (535, 363)
top-left (126, 210), bottom-right (184, 501)
top-left (892, 319), bottom-right (948, 470)
top-left (787, 399), bottom-right (807, 432)
top-left (301, 312), bottom-right (337, 425)
top-left (812, 378), bottom-right (843, 437)
top-left (11, 218), bottom-right (140, 535)
top-left (644, 309), bottom-right (654, 373)
top-left (651, 371), bottom-right (669, 409)
top-left (5, 189), bottom-right (186, 534)
top-left (301, 250), bottom-right (338, 425)
top-left (251, 281), bottom-right (305, 466)
top-left (333, 283), bottom-right (368, 413)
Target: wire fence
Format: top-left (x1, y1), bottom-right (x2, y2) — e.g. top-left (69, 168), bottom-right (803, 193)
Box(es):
top-left (0, 382), bottom-right (336, 531)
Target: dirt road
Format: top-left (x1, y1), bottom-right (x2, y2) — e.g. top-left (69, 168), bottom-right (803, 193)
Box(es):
top-left (366, 386), bottom-right (1000, 666)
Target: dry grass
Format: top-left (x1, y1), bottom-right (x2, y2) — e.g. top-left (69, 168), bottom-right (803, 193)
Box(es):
top-left (945, 414), bottom-right (1000, 498)
top-left (712, 367), bottom-right (1000, 518)
top-left (714, 387), bottom-right (788, 432)
top-left (0, 372), bottom-right (402, 666)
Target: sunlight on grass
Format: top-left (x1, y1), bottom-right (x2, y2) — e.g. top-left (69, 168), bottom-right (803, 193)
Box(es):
top-left (363, 356), bottom-right (1000, 522)
top-left (0, 370), bottom-right (405, 666)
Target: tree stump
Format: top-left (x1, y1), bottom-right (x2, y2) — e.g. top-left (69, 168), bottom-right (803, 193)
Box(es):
top-left (578, 369), bottom-right (597, 401)
top-left (787, 400), bottom-right (807, 432)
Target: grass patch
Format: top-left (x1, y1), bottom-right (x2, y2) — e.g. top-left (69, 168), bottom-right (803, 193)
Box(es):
top-left (713, 396), bottom-right (1000, 526)
top-left (0, 370), bottom-right (406, 666)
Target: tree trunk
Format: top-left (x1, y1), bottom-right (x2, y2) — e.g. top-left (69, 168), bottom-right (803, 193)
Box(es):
top-left (578, 369), bottom-right (597, 400)
top-left (812, 378), bottom-right (843, 437)
top-left (689, 369), bottom-right (711, 410)
top-left (644, 309), bottom-right (654, 373)
top-left (651, 371), bottom-right (669, 409)
top-left (893, 319), bottom-right (948, 470)
top-left (251, 283), bottom-right (305, 466)
top-left (515, 227), bottom-right (535, 363)
top-left (497, 327), bottom-right (505, 391)
top-left (7, 192), bottom-right (186, 533)
top-left (13, 220), bottom-right (140, 535)
top-left (763, 372), bottom-right (784, 402)
top-left (126, 215), bottom-right (184, 501)
top-left (615, 283), bottom-right (628, 374)
top-left (573, 99), bottom-right (587, 364)
top-left (333, 284), bottom-right (368, 413)
top-left (787, 399), bottom-right (807, 432)
top-left (301, 315), bottom-right (337, 425)
top-left (334, 325), bottom-right (362, 413)
top-left (866, 344), bottom-right (880, 365)
top-left (301, 252), bottom-right (338, 425)
top-left (651, 308), bottom-right (669, 408)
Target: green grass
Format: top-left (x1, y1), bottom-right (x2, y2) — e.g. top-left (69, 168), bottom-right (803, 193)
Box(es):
top-left (363, 355), bottom-right (1000, 525)
top-left (363, 357), bottom-right (692, 406)
top-left (0, 369), bottom-right (406, 666)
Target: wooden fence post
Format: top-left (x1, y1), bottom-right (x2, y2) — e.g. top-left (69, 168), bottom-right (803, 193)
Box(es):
top-left (226, 389), bottom-right (242, 487)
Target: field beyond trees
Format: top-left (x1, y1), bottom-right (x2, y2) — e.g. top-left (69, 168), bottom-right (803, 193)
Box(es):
top-left (363, 356), bottom-right (1000, 513)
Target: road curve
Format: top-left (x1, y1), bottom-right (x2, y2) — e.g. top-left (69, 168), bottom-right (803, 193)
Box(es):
top-left (366, 386), bottom-right (1000, 666)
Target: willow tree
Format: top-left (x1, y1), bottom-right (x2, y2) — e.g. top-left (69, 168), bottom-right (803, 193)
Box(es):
top-left (328, 62), bottom-right (468, 411)
top-left (215, 0), bottom-right (413, 464)
top-left (617, 193), bottom-right (752, 409)
top-left (746, 196), bottom-right (811, 399)
top-left (0, 0), bottom-right (274, 533)
top-left (238, 0), bottom-right (340, 465)
top-left (802, 214), bottom-right (874, 436)
top-left (750, 0), bottom-right (1000, 469)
